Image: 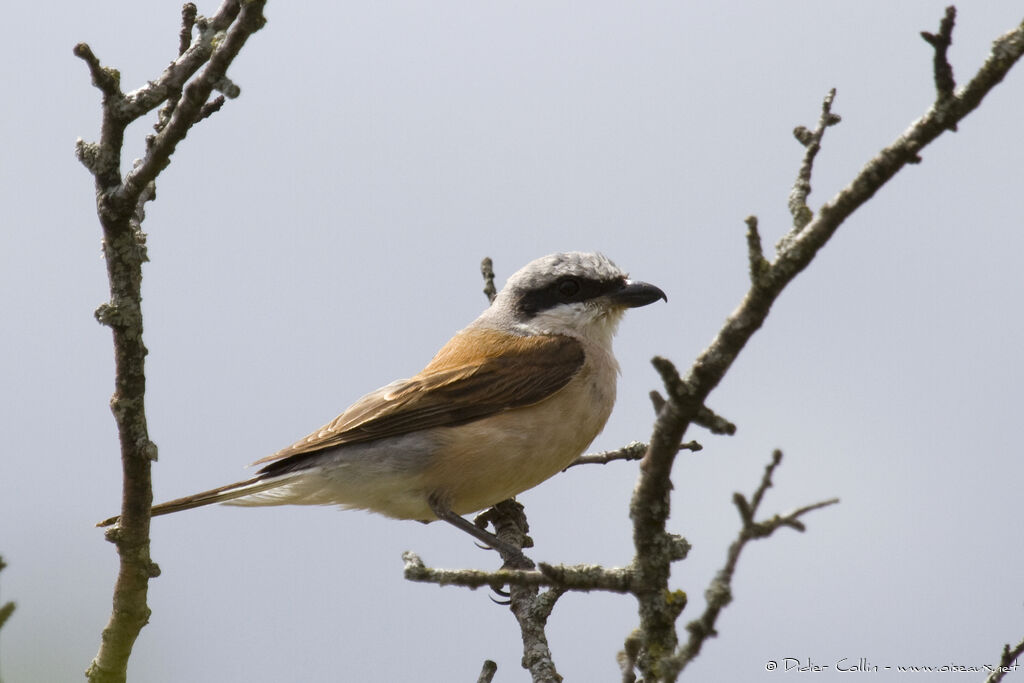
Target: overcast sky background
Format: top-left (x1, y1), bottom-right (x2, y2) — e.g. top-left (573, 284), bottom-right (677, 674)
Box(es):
top-left (2, 2), bottom-right (1022, 682)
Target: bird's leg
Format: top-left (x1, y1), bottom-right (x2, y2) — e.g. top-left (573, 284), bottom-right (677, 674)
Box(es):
top-left (474, 500), bottom-right (536, 571)
top-left (427, 496), bottom-right (529, 566)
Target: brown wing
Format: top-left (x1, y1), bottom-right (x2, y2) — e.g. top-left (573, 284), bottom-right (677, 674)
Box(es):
top-left (251, 330), bottom-right (584, 470)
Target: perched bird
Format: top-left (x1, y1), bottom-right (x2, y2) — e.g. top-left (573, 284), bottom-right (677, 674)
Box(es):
top-left (98, 252), bottom-right (665, 552)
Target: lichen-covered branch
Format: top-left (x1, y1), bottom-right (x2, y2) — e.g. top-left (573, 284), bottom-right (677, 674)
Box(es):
top-left (0, 555), bottom-right (15, 635)
top-left (984, 637), bottom-right (1024, 683)
top-left (566, 440), bottom-right (702, 469)
top-left (118, 1), bottom-right (265, 202)
top-left (480, 500), bottom-right (564, 682)
top-left (782, 88), bottom-right (841, 246)
top-left (77, 3), bottom-right (267, 682)
top-left (398, 9), bottom-right (1023, 682)
top-left (476, 659), bottom-right (498, 683)
top-left (466, 264), bottom-right (565, 681)
top-left (567, 441), bottom-right (650, 468)
top-left (628, 8), bottom-right (1024, 680)
top-left (664, 452), bottom-right (838, 678)
top-left (481, 257), bottom-right (498, 304)
top-left (403, 552), bottom-right (641, 594)
top-left (921, 6), bottom-right (958, 106)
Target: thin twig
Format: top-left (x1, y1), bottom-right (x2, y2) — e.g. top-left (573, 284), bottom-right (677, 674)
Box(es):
top-left (695, 405), bottom-right (736, 435)
top-left (476, 660), bottom-right (498, 683)
top-left (0, 555), bottom-right (14, 633)
top-left (403, 553), bottom-right (639, 593)
top-left (72, 44), bottom-right (122, 99)
top-left (782, 88), bottom-right (841, 247)
top-left (665, 451), bottom-right (838, 677)
top-left (79, 3), bottom-right (268, 682)
top-left (471, 259), bottom-right (561, 679)
top-left (617, 631), bottom-right (643, 683)
top-left (921, 6), bottom-right (958, 106)
top-left (178, 3), bottom-right (198, 56)
top-left (567, 440), bottom-right (701, 469)
top-left (984, 637), bottom-right (1024, 683)
top-left (403, 552), bottom-right (544, 590)
top-left (119, 1), bottom-right (267, 204)
top-left (567, 441), bottom-right (649, 468)
top-left (194, 94), bottom-right (226, 123)
top-left (747, 449), bottom-right (782, 514)
top-left (485, 501), bottom-right (564, 681)
top-left (481, 257), bottom-right (497, 304)
top-left (745, 215), bottom-right (769, 285)
top-left (628, 10), bottom-right (1024, 680)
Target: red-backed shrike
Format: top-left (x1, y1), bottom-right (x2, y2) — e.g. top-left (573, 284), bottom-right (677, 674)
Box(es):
top-left (99, 252), bottom-right (665, 552)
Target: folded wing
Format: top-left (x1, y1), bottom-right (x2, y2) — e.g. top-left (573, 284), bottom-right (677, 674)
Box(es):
top-left (253, 330), bottom-right (585, 474)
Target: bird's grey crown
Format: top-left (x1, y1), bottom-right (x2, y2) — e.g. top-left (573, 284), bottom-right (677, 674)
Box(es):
top-left (484, 252), bottom-right (628, 323)
top-left (504, 252), bottom-right (625, 293)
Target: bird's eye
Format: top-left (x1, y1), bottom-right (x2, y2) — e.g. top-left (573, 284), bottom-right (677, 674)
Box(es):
top-left (557, 278), bottom-right (581, 299)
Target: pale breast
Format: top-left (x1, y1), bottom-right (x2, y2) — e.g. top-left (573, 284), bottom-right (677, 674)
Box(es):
top-left (420, 346), bottom-right (619, 516)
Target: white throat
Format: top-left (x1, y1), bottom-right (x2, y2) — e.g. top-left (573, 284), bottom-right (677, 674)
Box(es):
top-left (516, 302), bottom-right (625, 352)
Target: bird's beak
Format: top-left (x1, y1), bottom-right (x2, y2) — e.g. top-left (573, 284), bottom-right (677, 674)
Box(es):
top-left (610, 279), bottom-right (668, 308)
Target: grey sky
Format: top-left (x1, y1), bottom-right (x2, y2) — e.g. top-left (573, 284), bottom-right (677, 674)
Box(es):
top-left (2, 2), bottom-right (1022, 681)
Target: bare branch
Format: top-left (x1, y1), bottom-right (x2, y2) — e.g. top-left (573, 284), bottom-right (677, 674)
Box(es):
top-left (476, 660), bottom-right (498, 683)
top-left (0, 555), bottom-right (14, 633)
top-left (745, 215), bottom-right (769, 285)
top-left (397, 12), bottom-right (1024, 682)
top-left (72, 43), bottom-right (122, 99)
top-left (194, 94), bottom-right (226, 123)
top-left (651, 355), bottom-right (686, 404)
top-left (119, 0), bottom-right (267, 205)
top-left (480, 256), bottom-right (497, 304)
top-left (694, 405), bottom-right (736, 435)
top-left (403, 552), bottom-right (641, 594)
top-left (532, 586), bottom-right (567, 625)
top-left (178, 3), bottom-right (199, 56)
top-left (537, 563), bottom-right (638, 593)
top-left (647, 397), bottom-right (733, 436)
top-left (467, 260), bottom-right (564, 679)
top-left (627, 10), bottom-right (1024, 680)
top-left (567, 440), bottom-right (701, 470)
top-left (73, 43), bottom-right (128, 187)
top-left (79, 3), bottom-right (268, 682)
top-left (648, 359), bottom-right (737, 433)
top-left (476, 500), bottom-right (564, 680)
top-left (403, 552), bottom-right (545, 590)
top-left (510, 586), bottom-right (562, 682)
top-left (0, 601), bottom-right (13, 633)
top-left (921, 6), bottom-right (958, 106)
top-left (665, 451), bottom-right (838, 677)
top-left (782, 88), bottom-right (841, 247)
top-left (157, 4), bottom-right (208, 137)
top-left (747, 448), bottom-right (782, 515)
top-left (983, 638), bottom-right (1024, 683)
top-left (618, 631), bottom-right (643, 683)
top-left (648, 389), bottom-right (666, 413)
top-left (568, 441), bottom-right (648, 468)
